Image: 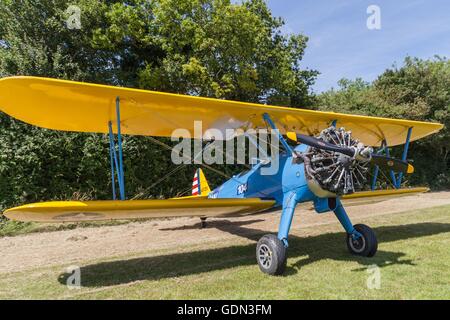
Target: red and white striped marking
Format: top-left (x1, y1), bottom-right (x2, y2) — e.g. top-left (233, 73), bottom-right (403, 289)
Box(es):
top-left (192, 171), bottom-right (200, 195)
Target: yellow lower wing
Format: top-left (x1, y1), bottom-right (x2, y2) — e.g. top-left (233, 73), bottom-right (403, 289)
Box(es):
top-left (3, 198), bottom-right (276, 222)
top-left (341, 187), bottom-right (429, 206)
top-left (3, 188), bottom-right (429, 222)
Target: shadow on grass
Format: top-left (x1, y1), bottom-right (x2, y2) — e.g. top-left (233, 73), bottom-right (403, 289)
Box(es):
top-left (58, 221), bottom-right (450, 287)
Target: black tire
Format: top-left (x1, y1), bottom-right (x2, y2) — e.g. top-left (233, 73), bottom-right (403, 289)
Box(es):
top-left (346, 224), bottom-right (378, 257)
top-left (256, 234), bottom-right (287, 275)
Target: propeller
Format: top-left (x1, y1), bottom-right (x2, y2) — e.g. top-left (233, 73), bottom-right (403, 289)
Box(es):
top-left (371, 154), bottom-right (414, 173)
top-left (286, 132), bottom-right (414, 174)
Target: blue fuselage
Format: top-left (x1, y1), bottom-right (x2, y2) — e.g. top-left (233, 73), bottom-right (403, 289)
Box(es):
top-left (209, 144), bottom-right (316, 208)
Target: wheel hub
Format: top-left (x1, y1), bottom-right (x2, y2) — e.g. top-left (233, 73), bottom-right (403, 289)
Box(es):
top-left (349, 234), bottom-right (366, 253)
top-left (258, 244), bottom-right (272, 269)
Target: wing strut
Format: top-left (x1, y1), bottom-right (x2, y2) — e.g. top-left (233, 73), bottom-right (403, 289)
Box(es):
top-left (262, 113), bottom-right (294, 155)
top-left (108, 122), bottom-right (118, 199)
top-left (107, 97), bottom-right (126, 200)
top-left (396, 127), bottom-right (413, 187)
top-left (371, 127), bottom-right (413, 190)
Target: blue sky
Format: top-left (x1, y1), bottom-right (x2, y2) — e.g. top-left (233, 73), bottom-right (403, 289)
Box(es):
top-left (266, 0), bottom-right (450, 92)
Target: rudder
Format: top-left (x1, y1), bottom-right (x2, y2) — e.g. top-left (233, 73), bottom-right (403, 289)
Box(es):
top-left (192, 168), bottom-right (211, 196)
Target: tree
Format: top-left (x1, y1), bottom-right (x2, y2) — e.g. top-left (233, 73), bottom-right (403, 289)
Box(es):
top-left (0, 0), bottom-right (317, 212)
top-left (91, 0), bottom-right (318, 105)
top-left (315, 56), bottom-right (450, 189)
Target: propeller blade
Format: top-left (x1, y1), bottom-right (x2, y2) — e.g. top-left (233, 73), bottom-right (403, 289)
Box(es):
top-left (371, 154), bottom-right (414, 174)
top-left (291, 133), bottom-right (356, 157)
top-left (286, 131), bottom-right (414, 174)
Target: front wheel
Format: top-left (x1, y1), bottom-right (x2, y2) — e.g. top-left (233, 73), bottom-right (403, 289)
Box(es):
top-left (256, 234), bottom-right (287, 275)
top-left (346, 224), bottom-right (378, 257)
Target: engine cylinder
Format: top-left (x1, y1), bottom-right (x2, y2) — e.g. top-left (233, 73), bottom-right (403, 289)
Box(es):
top-left (303, 127), bottom-right (369, 196)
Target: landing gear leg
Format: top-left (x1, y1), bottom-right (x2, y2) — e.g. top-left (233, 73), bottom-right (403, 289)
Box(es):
top-left (256, 191), bottom-right (298, 275)
top-left (200, 217), bottom-right (207, 229)
top-left (333, 199), bottom-right (378, 257)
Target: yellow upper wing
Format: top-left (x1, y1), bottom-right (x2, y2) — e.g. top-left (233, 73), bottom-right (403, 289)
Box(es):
top-left (0, 76), bottom-right (443, 147)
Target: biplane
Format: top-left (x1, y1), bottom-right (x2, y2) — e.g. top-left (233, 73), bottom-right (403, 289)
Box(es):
top-left (0, 76), bottom-right (443, 275)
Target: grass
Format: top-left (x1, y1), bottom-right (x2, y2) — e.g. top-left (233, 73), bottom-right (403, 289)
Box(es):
top-left (1, 204), bottom-right (450, 299)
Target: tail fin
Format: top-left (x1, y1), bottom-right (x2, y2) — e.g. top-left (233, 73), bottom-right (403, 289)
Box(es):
top-left (192, 168), bottom-right (211, 196)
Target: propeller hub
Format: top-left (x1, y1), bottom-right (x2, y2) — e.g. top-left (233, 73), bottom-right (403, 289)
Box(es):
top-left (337, 152), bottom-right (353, 167)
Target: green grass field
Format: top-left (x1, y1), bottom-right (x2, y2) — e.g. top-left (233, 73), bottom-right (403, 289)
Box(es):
top-left (1, 204), bottom-right (449, 299)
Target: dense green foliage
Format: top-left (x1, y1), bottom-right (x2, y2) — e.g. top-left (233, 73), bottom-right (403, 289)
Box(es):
top-left (0, 0), bottom-right (317, 212)
top-left (315, 57), bottom-right (449, 189)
